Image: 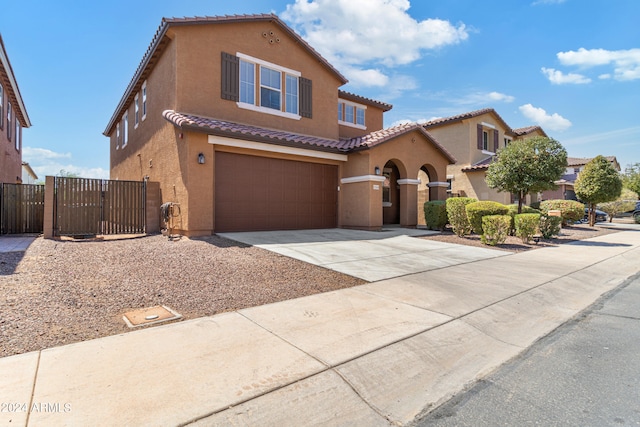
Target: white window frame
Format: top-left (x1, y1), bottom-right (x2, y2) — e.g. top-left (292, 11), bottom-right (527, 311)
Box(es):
top-left (122, 112), bottom-right (128, 147)
top-left (504, 137), bottom-right (511, 147)
top-left (116, 123), bottom-right (120, 149)
top-left (259, 65), bottom-right (282, 111)
top-left (134, 94), bottom-right (140, 128)
top-left (482, 130), bottom-right (489, 151)
top-left (141, 81), bottom-right (147, 121)
top-left (338, 98), bottom-right (366, 130)
top-left (6, 103), bottom-right (11, 141)
top-left (15, 120), bottom-right (20, 151)
top-left (236, 52), bottom-right (301, 120)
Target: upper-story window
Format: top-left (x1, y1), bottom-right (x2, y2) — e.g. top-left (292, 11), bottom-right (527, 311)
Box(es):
top-left (141, 81), bottom-right (147, 121)
top-left (504, 137), bottom-right (511, 147)
top-left (0, 83), bottom-right (3, 130)
top-left (338, 100), bottom-right (366, 129)
top-left (477, 123), bottom-right (498, 153)
top-left (116, 122), bottom-right (120, 149)
top-left (15, 121), bottom-right (20, 151)
top-left (122, 112), bottom-right (128, 147)
top-left (221, 52), bottom-right (312, 120)
top-left (134, 94), bottom-right (140, 128)
top-left (6, 103), bottom-right (11, 140)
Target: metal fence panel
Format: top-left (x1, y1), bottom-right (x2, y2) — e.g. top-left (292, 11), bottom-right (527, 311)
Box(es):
top-left (54, 177), bottom-right (145, 236)
top-left (0, 183), bottom-right (45, 234)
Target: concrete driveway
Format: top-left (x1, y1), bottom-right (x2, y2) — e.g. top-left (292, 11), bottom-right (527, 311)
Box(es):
top-left (218, 228), bottom-right (508, 281)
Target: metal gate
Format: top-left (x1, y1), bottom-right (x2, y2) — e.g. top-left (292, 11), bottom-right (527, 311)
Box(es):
top-left (0, 183), bottom-right (45, 234)
top-left (54, 177), bottom-right (146, 236)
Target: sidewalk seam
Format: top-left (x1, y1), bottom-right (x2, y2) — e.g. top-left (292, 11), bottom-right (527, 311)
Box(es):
top-left (24, 351), bottom-right (41, 427)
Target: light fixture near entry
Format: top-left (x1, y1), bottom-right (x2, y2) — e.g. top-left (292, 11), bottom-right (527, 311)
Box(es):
top-left (374, 166), bottom-right (381, 175)
top-left (197, 153), bottom-right (205, 164)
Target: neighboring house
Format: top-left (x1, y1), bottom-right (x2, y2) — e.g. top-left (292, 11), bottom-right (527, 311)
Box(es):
top-left (21, 162), bottom-right (38, 184)
top-left (540, 156), bottom-right (621, 201)
top-left (103, 14), bottom-right (455, 235)
top-left (0, 34), bottom-right (31, 184)
top-left (422, 108), bottom-right (547, 208)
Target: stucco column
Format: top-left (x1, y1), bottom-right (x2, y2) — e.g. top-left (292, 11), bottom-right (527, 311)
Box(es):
top-left (398, 179), bottom-right (420, 227)
top-left (340, 175), bottom-right (386, 230)
top-left (43, 176), bottom-right (55, 239)
top-left (428, 181), bottom-right (449, 201)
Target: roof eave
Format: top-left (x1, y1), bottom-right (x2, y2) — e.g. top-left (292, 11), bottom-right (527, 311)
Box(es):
top-left (0, 34), bottom-right (31, 128)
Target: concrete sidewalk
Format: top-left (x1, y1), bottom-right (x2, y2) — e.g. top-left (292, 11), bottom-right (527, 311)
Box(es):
top-left (1, 230), bottom-right (639, 426)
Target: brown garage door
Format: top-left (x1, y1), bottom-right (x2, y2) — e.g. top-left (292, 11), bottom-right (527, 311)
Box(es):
top-left (215, 152), bottom-right (338, 232)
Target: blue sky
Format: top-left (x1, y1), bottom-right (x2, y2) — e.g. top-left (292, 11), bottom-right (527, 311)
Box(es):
top-left (2, 0), bottom-right (639, 179)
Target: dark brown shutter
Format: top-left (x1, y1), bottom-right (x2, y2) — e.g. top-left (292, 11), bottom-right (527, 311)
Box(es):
top-left (299, 77), bottom-right (312, 118)
top-left (493, 130), bottom-right (499, 152)
top-left (477, 124), bottom-right (483, 149)
top-left (221, 52), bottom-right (239, 101)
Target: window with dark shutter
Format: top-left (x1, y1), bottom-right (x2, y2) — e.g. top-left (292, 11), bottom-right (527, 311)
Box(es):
top-left (299, 77), bottom-right (312, 118)
top-left (493, 130), bottom-right (499, 152)
top-left (477, 124), bottom-right (483, 149)
top-left (221, 52), bottom-right (239, 101)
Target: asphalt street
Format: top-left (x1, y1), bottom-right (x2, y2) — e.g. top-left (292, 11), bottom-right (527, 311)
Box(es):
top-left (414, 271), bottom-right (640, 427)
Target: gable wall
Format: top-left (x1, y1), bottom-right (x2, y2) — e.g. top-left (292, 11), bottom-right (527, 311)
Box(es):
top-left (172, 21), bottom-right (344, 140)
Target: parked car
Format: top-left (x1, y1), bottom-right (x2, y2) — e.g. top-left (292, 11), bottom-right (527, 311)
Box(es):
top-left (583, 208), bottom-right (608, 223)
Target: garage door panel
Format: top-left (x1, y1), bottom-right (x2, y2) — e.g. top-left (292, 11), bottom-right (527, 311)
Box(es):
top-left (215, 152), bottom-right (337, 232)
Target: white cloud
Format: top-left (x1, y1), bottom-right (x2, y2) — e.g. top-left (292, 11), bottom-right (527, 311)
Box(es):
top-left (282, 0), bottom-right (468, 88)
top-left (22, 146), bottom-right (109, 180)
top-left (598, 73), bottom-right (611, 80)
top-left (456, 91), bottom-right (515, 105)
top-left (519, 104), bottom-right (572, 132)
top-left (22, 147), bottom-right (72, 161)
top-left (557, 48), bottom-right (640, 81)
top-left (541, 67), bottom-right (591, 84)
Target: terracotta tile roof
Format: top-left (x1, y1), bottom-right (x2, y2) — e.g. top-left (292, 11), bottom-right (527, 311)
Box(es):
top-left (163, 111), bottom-right (457, 163)
top-left (344, 122), bottom-right (456, 163)
top-left (512, 125), bottom-right (547, 137)
top-left (422, 108), bottom-right (512, 135)
top-left (0, 34), bottom-right (31, 127)
top-left (461, 155), bottom-right (495, 172)
top-left (104, 14), bottom-right (347, 135)
top-left (566, 156), bottom-right (618, 167)
top-left (163, 110), bottom-right (349, 152)
top-left (338, 90), bottom-right (393, 112)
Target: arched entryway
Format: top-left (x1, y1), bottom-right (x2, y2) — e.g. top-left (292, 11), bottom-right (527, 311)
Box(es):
top-left (382, 160), bottom-right (401, 225)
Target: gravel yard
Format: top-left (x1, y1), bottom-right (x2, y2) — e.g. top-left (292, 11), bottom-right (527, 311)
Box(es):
top-left (0, 223), bottom-right (621, 358)
top-left (0, 234), bottom-right (364, 358)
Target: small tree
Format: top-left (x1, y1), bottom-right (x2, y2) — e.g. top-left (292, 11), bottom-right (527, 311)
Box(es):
top-left (486, 137), bottom-right (567, 214)
top-left (574, 155), bottom-right (622, 226)
top-left (622, 163), bottom-right (640, 198)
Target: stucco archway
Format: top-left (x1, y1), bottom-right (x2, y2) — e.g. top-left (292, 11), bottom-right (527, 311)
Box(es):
top-left (382, 160), bottom-right (401, 224)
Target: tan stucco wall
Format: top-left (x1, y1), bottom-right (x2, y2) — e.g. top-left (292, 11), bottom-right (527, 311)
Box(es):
top-left (341, 130), bottom-right (451, 229)
top-left (171, 22), bottom-right (344, 140)
top-left (0, 112), bottom-right (22, 183)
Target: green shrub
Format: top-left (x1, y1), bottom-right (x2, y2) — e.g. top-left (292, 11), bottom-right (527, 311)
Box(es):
top-left (515, 213), bottom-right (541, 243)
top-left (506, 204), bottom-right (541, 234)
top-left (446, 197), bottom-right (476, 237)
top-left (423, 201), bottom-right (447, 231)
top-left (635, 213), bottom-right (640, 224)
top-left (480, 215), bottom-right (511, 246)
top-left (539, 214), bottom-right (562, 238)
top-left (540, 199), bottom-right (585, 224)
top-left (465, 201), bottom-right (509, 234)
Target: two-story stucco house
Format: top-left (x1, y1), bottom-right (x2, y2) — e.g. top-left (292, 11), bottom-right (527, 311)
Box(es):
top-left (540, 156), bottom-right (620, 201)
top-left (103, 14), bottom-right (455, 235)
top-left (0, 34), bottom-right (31, 184)
top-left (422, 108), bottom-right (547, 205)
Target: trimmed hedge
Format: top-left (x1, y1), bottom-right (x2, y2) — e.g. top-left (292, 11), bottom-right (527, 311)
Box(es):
top-left (515, 213), bottom-right (540, 244)
top-left (465, 201), bottom-right (509, 234)
top-left (507, 204), bottom-right (541, 234)
top-left (446, 197), bottom-right (476, 237)
top-left (539, 214), bottom-right (562, 238)
top-left (480, 215), bottom-right (511, 246)
top-left (539, 199), bottom-right (585, 224)
top-left (423, 201), bottom-right (447, 231)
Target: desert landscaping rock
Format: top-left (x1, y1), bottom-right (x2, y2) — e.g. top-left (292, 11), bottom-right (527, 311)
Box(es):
top-left (0, 234), bottom-right (364, 357)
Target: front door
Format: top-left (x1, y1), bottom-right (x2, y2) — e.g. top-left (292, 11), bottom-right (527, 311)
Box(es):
top-left (382, 162), bottom-right (400, 224)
